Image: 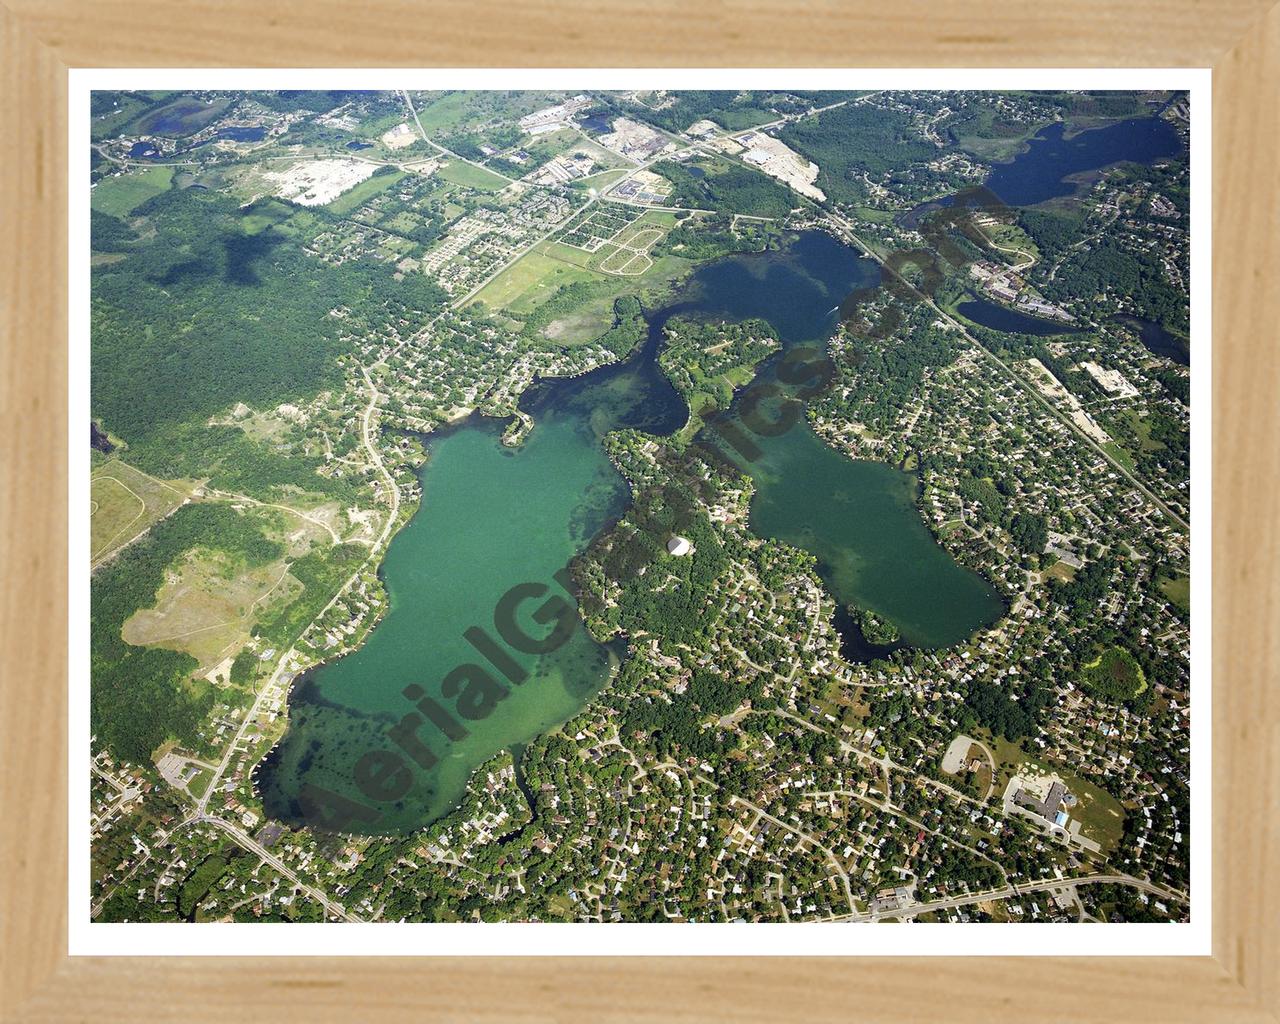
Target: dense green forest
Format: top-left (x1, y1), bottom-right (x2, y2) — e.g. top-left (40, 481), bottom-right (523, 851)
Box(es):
top-left (653, 213), bottom-right (777, 262)
top-left (91, 187), bottom-right (445, 486)
top-left (779, 104), bottom-right (937, 205)
top-left (1018, 208), bottom-right (1086, 263)
top-left (653, 160), bottom-right (798, 219)
top-left (620, 670), bottom-right (759, 760)
top-left (575, 448), bottom-right (731, 651)
top-left (1081, 646), bottom-right (1147, 704)
top-left (824, 308), bottom-right (965, 437)
top-left (594, 296), bottom-right (649, 358)
top-left (252, 542), bottom-right (368, 651)
top-left (659, 315), bottom-right (778, 413)
top-left (614, 91), bottom-right (786, 133)
top-left (1044, 237), bottom-right (1188, 331)
top-left (91, 504), bottom-right (282, 762)
top-left (962, 677), bottom-right (1052, 741)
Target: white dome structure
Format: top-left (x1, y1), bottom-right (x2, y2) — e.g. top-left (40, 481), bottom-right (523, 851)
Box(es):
top-left (666, 535), bottom-right (693, 557)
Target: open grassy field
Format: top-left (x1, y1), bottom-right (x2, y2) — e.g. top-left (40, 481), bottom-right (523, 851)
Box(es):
top-left (571, 168), bottom-right (630, 193)
top-left (540, 302), bottom-right (620, 346)
top-left (92, 94), bottom-right (153, 141)
top-left (469, 248), bottom-right (598, 314)
top-left (1059, 772), bottom-right (1127, 853)
top-left (91, 460), bottom-right (194, 566)
top-left (325, 169), bottom-right (405, 216)
top-left (953, 111), bottom-right (1056, 163)
top-left (413, 90), bottom-right (567, 134)
top-left (122, 548), bottom-right (303, 671)
top-left (1043, 560), bottom-right (1078, 582)
top-left (1160, 574), bottom-right (1191, 612)
top-left (981, 221), bottom-right (1041, 263)
top-left (436, 159), bottom-right (508, 191)
top-left (1102, 440), bottom-right (1137, 473)
top-left (471, 219), bottom-right (691, 346)
top-left (91, 166), bottom-right (175, 218)
top-left (1119, 408), bottom-right (1167, 452)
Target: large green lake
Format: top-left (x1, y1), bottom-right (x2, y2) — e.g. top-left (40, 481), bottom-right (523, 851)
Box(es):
top-left (258, 231), bottom-right (1003, 834)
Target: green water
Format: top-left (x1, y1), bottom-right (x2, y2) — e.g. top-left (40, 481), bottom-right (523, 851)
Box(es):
top-left (733, 424), bottom-right (1003, 650)
top-left (258, 310), bottom-right (686, 834)
top-left (679, 231), bottom-right (1005, 653)
top-left (258, 230), bottom-right (1003, 835)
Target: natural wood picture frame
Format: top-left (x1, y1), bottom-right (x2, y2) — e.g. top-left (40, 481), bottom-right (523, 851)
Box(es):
top-left (2, 1), bottom-right (1276, 1019)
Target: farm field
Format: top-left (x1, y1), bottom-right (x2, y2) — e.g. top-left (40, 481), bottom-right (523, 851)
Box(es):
top-left (436, 160), bottom-right (508, 191)
top-left (91, 166), bottom-right (175, 217)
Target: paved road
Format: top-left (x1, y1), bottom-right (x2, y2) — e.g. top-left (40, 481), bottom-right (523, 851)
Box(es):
top-left (837, 871), bottom-right (1186, 922)
top-left (199, 814), bottom-right (362, 922)
top-left (399, 89), bottom-right (513, 184)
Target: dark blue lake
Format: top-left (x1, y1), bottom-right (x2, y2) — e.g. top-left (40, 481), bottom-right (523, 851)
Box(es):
top-left (580, 114), bottom-right (613, 133)
top-left (217, 126), bottom-right (266, 143)
top-left (984, 117), bottom-right (1184, 207)
top-left (1113, 314), bottom-right (1190, 366)
top-left (957, 297), bottom-right (1080, 336)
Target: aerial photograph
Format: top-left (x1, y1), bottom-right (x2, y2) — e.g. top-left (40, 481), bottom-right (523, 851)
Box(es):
top-left (88, 86), bottom-right (1191, 926)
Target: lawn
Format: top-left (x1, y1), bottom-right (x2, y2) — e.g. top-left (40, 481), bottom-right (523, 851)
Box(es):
top-left (1120, 409), bottom-right (1167, 452)
top-left (1160, 574), bottom-right (1191, 612)
top-left (1043, 560), bottom-right (1078, 582)
top-left (1102, 441), bottom-right (1137, 473)
top-left (186, 767), bottom-right (212, 799)
top-left (1059, 772), bottom-right (1127, 853)
top-left (91, 166), bottom-right (175, 218)
top-left (436, 159), bottom-right (508, 191)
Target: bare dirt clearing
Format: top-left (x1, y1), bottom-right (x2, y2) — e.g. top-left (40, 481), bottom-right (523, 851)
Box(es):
top-left (122, 550), bottom-right (303, 670)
